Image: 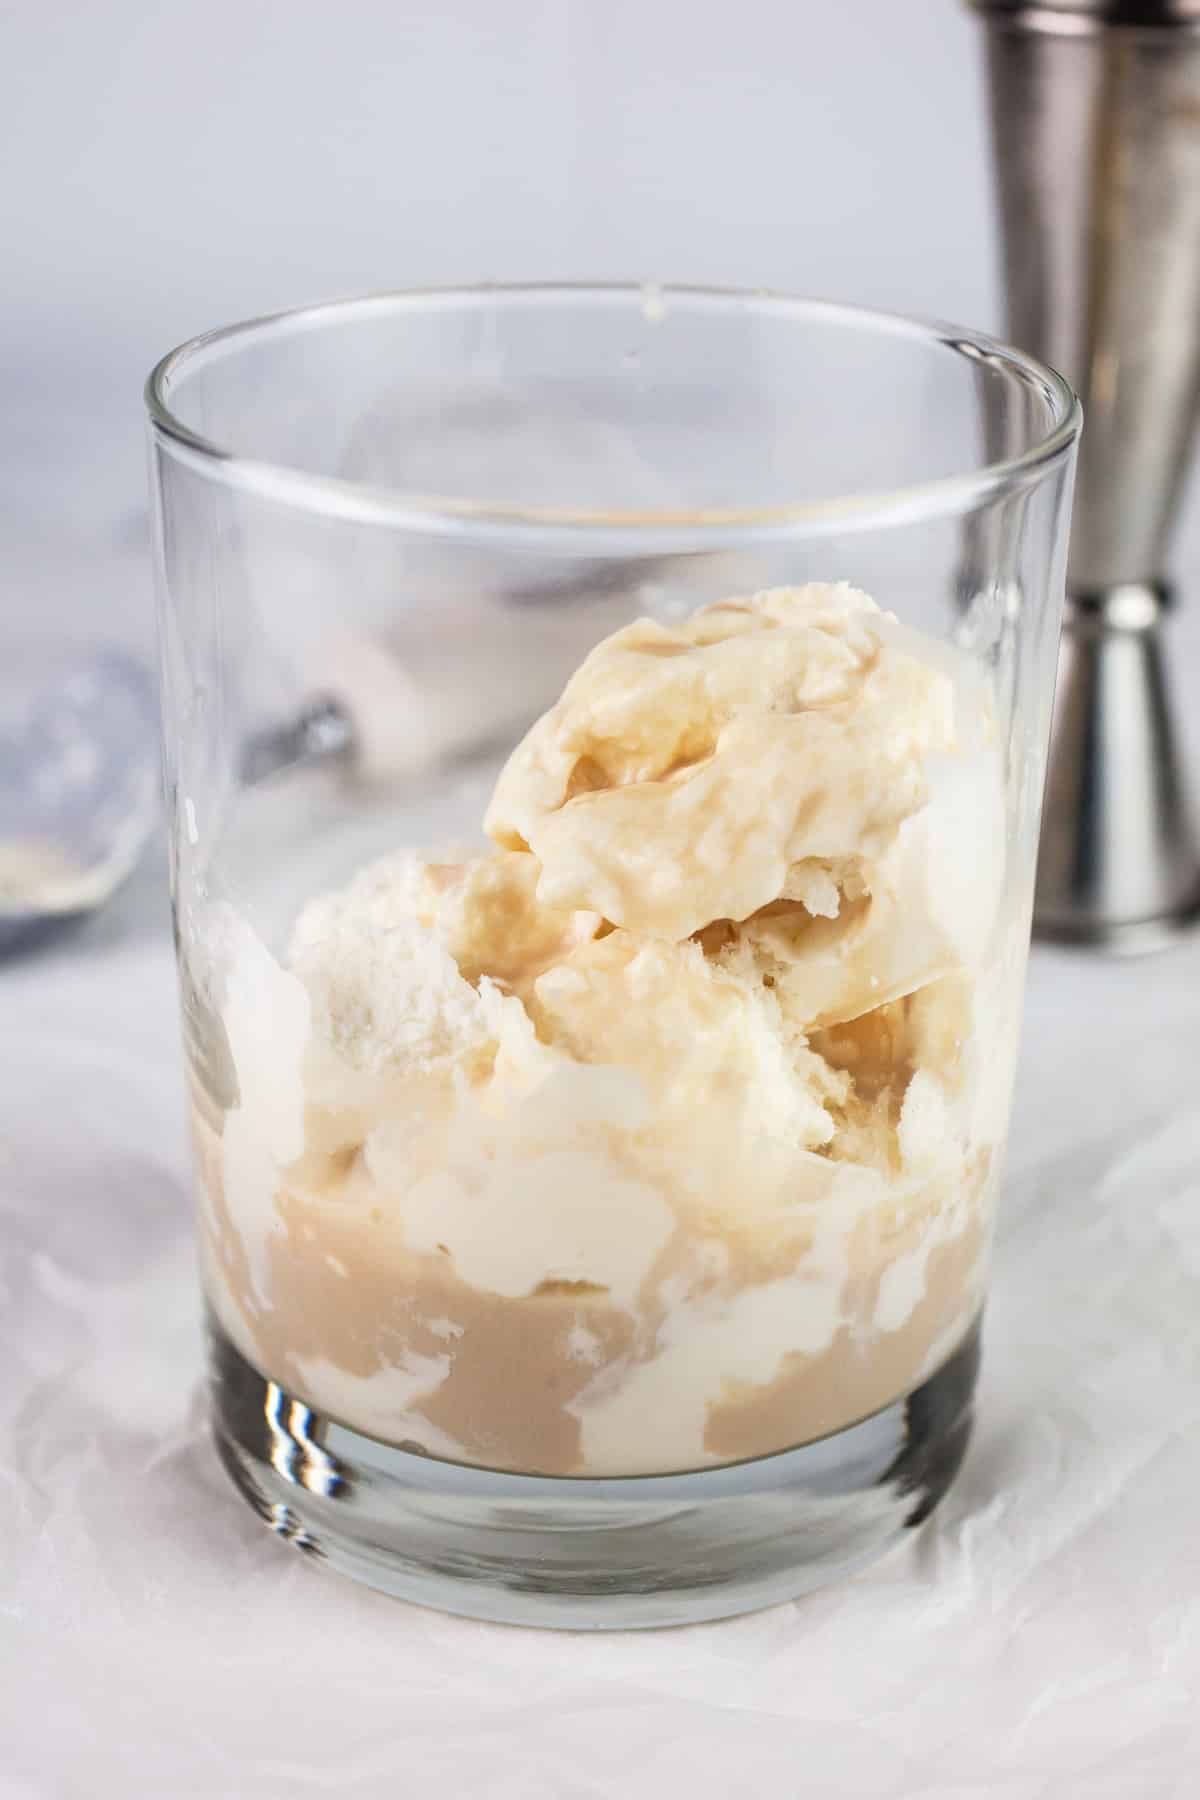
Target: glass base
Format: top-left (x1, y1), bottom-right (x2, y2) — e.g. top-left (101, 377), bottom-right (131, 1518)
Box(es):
top-left (209, 1312), bottom-right (980, 1630)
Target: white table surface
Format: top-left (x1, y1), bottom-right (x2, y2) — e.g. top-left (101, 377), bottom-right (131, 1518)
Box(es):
top-left (4, 521), bottom-right (1200, 1798)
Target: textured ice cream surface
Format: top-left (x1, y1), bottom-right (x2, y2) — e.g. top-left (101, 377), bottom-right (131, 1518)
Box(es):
top-left (197, 584), bottom-right (1010, 1475)
top-left (486, 583), bottom-right (961, 940)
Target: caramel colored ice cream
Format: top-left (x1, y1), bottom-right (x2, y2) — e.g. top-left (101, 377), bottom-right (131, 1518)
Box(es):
top-left (197, 584), bottom-right (1010, 1475)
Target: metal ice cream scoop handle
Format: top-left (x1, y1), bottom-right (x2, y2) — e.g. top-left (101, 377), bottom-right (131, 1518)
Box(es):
top-left (970, 0), bottom-right (1200, 949)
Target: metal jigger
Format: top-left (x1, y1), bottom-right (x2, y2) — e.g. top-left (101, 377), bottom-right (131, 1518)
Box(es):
top-left (972, 0), bottom-right (1200, 949)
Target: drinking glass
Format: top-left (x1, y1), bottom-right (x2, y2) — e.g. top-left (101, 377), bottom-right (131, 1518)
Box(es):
top-left (147, 286), bottom-right (1078, 1627)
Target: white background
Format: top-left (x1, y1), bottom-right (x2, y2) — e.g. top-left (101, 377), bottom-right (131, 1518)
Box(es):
top-left (1, 0), bottom-right (994, 641)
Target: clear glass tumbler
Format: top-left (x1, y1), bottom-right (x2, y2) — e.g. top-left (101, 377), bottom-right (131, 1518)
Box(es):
top-left (147, 287), bottom-right (1078, 1627)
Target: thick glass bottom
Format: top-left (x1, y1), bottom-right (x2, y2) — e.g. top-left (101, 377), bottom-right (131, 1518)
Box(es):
top-left (209, 1311), bottom-right (980, 1630)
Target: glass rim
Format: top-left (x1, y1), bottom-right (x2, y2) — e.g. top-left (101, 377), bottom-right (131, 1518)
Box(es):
top-left (145, 282), bottom-right (1081, 542)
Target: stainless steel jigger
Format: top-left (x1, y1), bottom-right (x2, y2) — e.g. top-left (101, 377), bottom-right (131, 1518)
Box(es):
top-left (971, 0), bottom-right (1200, 949)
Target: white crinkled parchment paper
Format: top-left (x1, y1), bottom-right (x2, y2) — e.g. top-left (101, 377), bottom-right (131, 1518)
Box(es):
top-left (3, 871), bottom-right (1200, 1799)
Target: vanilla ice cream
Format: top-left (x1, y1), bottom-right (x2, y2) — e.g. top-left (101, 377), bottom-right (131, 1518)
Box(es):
top-left (195, 583), bottom-right (1012, 1475)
